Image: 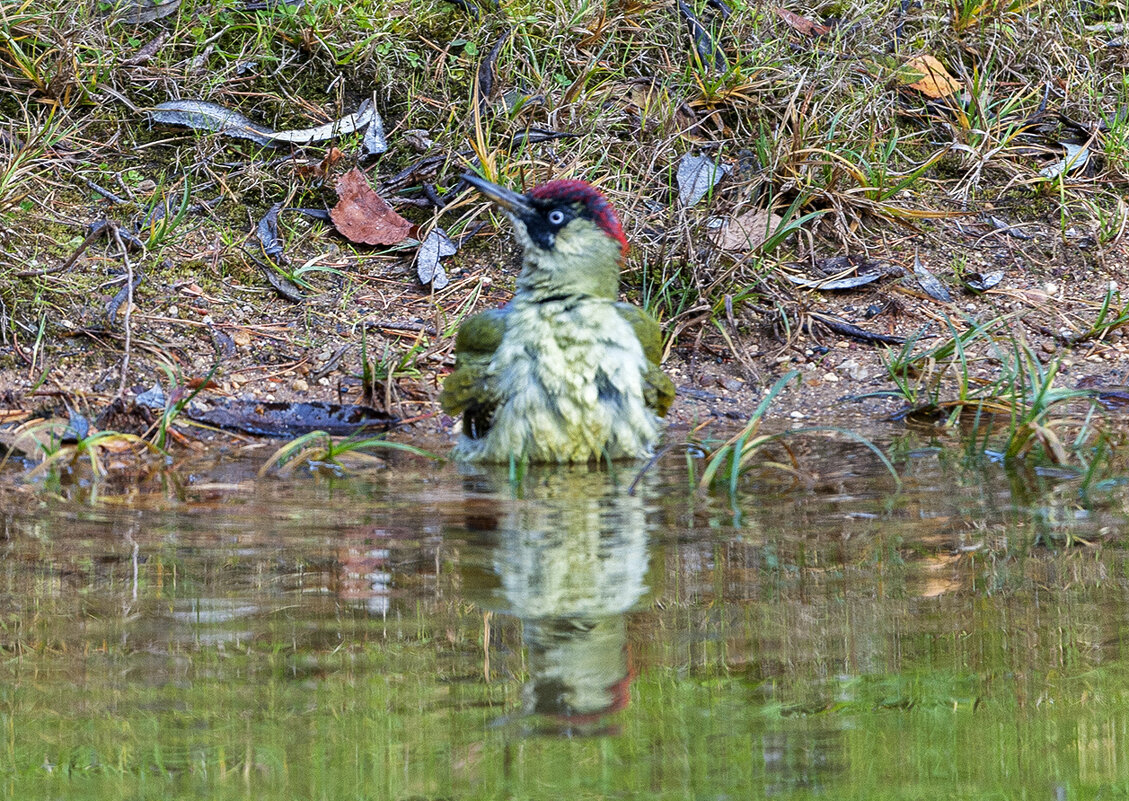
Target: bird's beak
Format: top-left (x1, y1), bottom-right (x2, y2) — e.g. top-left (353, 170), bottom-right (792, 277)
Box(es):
top-left (462, 173), bottom-right (535, 218)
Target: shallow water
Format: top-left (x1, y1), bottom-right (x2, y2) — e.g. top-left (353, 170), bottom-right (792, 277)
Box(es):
top-left (3, 435), bottom-right (1129, 800)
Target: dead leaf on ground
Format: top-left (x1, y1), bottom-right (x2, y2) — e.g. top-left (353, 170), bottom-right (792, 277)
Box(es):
top-left (676, 0), bottom-right (727, 72)
top-left (255, 203), bottom-right (285, 263)
top-left (149, 99), bottom-right (378, 147)
top-left (295, 147), bottom-right (345, 180)
top-left (676, 153), bottom-right (730, 207)
top-left (899, 55), bottom-right (962, 98)
top-left (244, 0), bottom-right (305, 8)
top-left (781, 254), bottom-right (904, 290)
top-left (962, 270), bottom-right (1004, 293)
top-left (330, 168), bottom-right (412, 246)
top-left (913, 250), bottom-right (953, 303)
top-left (416, 227), bottom-right (457, 290)
top-left (710, 208), bottom-right (784, 252)
top-left (1039, 142), bottom-right (1090, 179)
top-left (259, 263), bottom-right (305, 303)
top-left (774, 7), bottom-right (830, 36)
top-left (113, 0), bottom-right (180, 24)
top-left (784, 273), bottom-right (884, 290)
top-left (362, 110), bottom-right (388, 155)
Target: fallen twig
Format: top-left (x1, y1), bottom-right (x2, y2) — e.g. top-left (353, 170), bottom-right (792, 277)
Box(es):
top-left (364, 320), bottom-right (439, 336)
top-left (110, 223), bottom-right (138, 401)
top-left (676, 0), bottom-right (727, 71)
top-left (16, 220), bottom-right (109, 278)
top-left (808, 312), bottom-right (904, 345)
top-left (478, 28), bottom-right (510, 113)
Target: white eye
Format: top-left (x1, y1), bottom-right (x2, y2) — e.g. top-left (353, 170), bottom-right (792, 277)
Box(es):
top-left (547, 209), bottom-right (566, 226)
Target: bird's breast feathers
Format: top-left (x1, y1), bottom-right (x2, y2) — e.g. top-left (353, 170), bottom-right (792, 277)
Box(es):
top-left (453, 298), bottom-right (661, 462)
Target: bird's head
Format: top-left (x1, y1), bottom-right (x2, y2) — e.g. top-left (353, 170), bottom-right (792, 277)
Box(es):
top-left (462, 173), bottom-right (628, 301)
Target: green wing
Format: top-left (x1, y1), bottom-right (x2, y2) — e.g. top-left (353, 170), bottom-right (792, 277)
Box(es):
top-left (439, 307), bottom-right (507, 437)
top-left (615, 302), bottom-right (675, 417)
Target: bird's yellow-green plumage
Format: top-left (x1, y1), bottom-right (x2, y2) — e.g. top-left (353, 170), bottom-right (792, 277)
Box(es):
top-left (440, 174), bottom-right (675, 463)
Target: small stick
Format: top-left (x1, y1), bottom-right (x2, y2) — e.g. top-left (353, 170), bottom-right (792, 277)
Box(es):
top-left (366, 321), bottom-right (439, 336)
top-left (110, 224), bottom-right (137, 401)
top-left (16, 220), bottom-right (108, 278)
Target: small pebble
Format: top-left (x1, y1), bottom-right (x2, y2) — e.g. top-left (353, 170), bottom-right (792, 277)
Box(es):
top-left (168, 305), bottom-right (179, 318)
top-left (292, 379), bottom-right (309, 392)
top-left (838, 358), bottom-right (868, 381)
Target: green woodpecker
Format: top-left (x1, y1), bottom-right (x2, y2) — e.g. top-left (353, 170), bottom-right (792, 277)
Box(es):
top-left (440, 174), bottom-right (675, 463)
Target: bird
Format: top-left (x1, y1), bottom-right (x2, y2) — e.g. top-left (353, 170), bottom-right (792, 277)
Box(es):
top-left (439, 173), bottom-right (674, 463)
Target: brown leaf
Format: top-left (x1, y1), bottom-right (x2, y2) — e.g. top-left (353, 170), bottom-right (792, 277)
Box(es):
top-left (711, 208), bottom-right (784, 252)
top-left (295, 146), bottom-right (344, 180)
top-left (774, 7), bottom-right (831, 36)
top-left (330, 168), bottom-right (412, 246)
top-left (900, 55), bottom-right (962, 99)
top-left (186, 377), bottom-right (222, 391)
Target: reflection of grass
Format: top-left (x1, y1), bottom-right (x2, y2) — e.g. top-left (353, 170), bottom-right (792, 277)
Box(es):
top-left (12, 421), bottom-right (157, 480)
top-left (259, 430), bottom-right (440, 476)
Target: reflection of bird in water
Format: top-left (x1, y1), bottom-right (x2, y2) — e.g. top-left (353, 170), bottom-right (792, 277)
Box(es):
top-left (520, 617), bottom-right (634, 727)
top-left (456, 465), bottom-right (655, 732)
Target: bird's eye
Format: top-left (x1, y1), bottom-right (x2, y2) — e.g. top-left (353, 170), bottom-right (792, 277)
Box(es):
top-left (547, 209), bottom-right (567, 226)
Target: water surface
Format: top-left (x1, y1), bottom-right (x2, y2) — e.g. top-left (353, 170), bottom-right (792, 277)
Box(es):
top-left (3, 435), bottom-right (1129, 799)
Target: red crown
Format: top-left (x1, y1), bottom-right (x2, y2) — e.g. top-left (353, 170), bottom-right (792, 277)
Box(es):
top-left (528, 180), bottom-right (629, 259)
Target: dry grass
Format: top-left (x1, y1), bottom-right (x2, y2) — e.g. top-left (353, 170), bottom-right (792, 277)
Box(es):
top-left (2, 0), bottom-right (1128, 453)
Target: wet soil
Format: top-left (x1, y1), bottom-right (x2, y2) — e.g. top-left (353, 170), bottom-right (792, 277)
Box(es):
top-left (4, 200), bottom-right (1128, 453)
